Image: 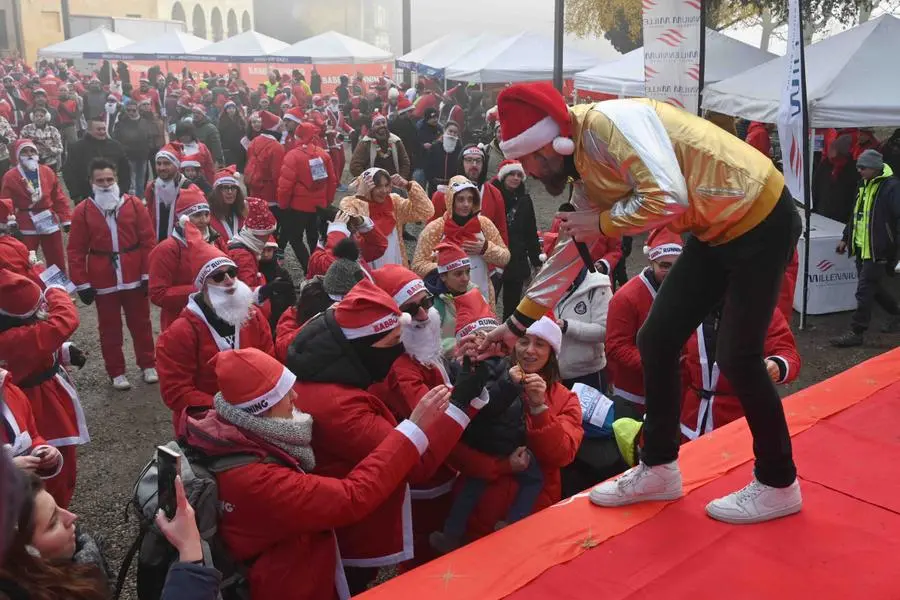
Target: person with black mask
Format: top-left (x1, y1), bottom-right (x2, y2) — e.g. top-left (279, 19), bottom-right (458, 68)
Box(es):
top-left (414, 107), bottom-right (442, 189)
top-left (286, 278), bottom-right (481, 595)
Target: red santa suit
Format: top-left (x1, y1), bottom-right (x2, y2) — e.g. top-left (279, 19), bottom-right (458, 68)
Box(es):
top-left (145, 144), bottom-right (196, 242)
top-left (325, 101), bottom-right (353, 182)
top-left (680, 308), bottom-right (800, 441)
top-left (182, 347), bottom-right (431, 600)
top-left (226, 197), bottom-right (277, 297)
top-left (208, 166), bottom-right (246, 241)
top-left (180, 141), bottom-right (216, 190)
top-left (0, 368), bottom-right (64, 482)
top-left (306, 219), bottom-right (387, 279)
top-left (131, 82), bottom-right (162, 116)
top-left (244, 111), bottom-right (286, 209)
top-left (0, 276), bottom-right (87, 508)
top-left (2, 140), bottom-right (71, 275)
top-left (277, 122), bottom-right (336, 214)
top-left (67, 191), bottom-right (156, 379)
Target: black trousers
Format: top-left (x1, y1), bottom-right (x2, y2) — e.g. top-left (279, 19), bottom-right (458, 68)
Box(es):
top-left (851, 258), bottom-right (900, 333)
top-left (499, 278), bottom-right (526, 322)
top-left (278, 209), bottom-right (318, 271)
top-left (613, 236), bottom-right (633, 290)
top-left (637, 189), bottom-right (801, 488)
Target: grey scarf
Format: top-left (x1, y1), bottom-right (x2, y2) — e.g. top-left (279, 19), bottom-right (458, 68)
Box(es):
top-left (215, 394), bottom-right (316, 471)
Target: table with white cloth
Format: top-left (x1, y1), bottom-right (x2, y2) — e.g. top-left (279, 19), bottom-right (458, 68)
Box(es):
top-left (793, 213), bottom-right (858, 315)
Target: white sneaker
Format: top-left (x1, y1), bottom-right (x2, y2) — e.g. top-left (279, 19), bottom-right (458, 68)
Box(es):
top-left (112, 375), bottom-right (131, 391)
top-left (706, 477), bottom-right (802, 524)
top-left (589, 461), bottom-right (683, 507)
top-left (142, 368), bottom-right (159, 384)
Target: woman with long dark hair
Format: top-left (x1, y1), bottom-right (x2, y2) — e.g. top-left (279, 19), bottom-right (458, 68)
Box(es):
top-left (218, 101), bottom-right (247, 171)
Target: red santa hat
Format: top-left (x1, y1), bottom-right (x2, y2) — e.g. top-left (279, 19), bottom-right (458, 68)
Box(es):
top-left (264, 235), bottom-right (278, 250)
top-left (333, 278), bottom-right (406, 340)
top-left (397, 96), bottom-right (413, 114)
top-left (212, 348), bottom-right (296, 415)
top-left (214, 165), bottom-right (240, 188)
top-left (0, 270), bottom-right (42, 318)
top-left (497, 159), bottom-right (526, 182)
top-left (13, 139), bottom-right (37, 161)
top-left (525, 316), bottom-right (562, 355)
top-left (294, 122), bottom-right (320, 146)
top-left (643, 227), bottom-right (683, 262)
top-left (372, 264), bottom-right (426, 307)
top-left (258, 110), bottom-right (281, 131)
top-left (139, 73), bottom-right (150, 84)
top-left (244, 197), bottom-right (277, 236)
top-left (181, 157), bottom-right (202, 169)
top-left (175, 186), bottom-right (209, 218)
top-left (185, 221), bottom-right (236, 289)
top-left (284, 107), bottom-right (305, 124)
top-left (0, 198), bottom-right (14, 224)
top-left (371, 111), bottom-right (387, 127)
top-left (540, 231), bottom-right (559, 263)
top-left (191, 104), bottom-right (207, 116)
top-left (156, 142), bottom-right (183, 168)
top-left (435, 241), bottom-right (471, 274)
top-left (454, 288), bottom-right (499, 340)
top-left (497, 82), bottom-right (575, 159)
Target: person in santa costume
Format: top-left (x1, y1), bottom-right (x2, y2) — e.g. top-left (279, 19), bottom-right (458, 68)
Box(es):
top-left (1, 139), bottom-right (71, 276)
top-left (0, 198), bottom-right (42, 285)
top-left (413, 176), bottom-right (509, 306)
top-left (156, 221), bottom-right (274, 431)
top-left (429, 145), bottom-right (509, 245)
top-left (486, 82), bottom-right (803, 524)
top-left (180, 347), bottom-right (451, 600)
top-left (227, 196), bottom-right (292, 303)
top-left (0, 367), bottom-right (65, 488)
top-left (131, 75), bottom-right (162, 116)
top-left (420, 241), bottom-right (477, 355)
top-left (145, 143), bottom-right (197, 242)
top-left (306, 206), bottom-right (387, 279)
top-left (0, 270), bottom-right (88, 508)
top-left (325, 95), bottom-right (353, 187)
top-left (148, 187), bottom-right (228, 332)
top-left (244, 110), bottom-right (285, 216)
top-left (208, 165), bottom-right (247, 241)
top-left (67, 158), bottom-right (157, 391)
top-left (680, 303), bottom-right (800, 442)
top-left (286, 278), bottom-right (486, 594)
top-left (281, 106), bottom-right (304, 153)
top-left (276, 121), bottom-right (337, 271)
top-left (339, 167), bottom-right (433, 269)
top-left (605, 227), bottom-right (681, 412)
top-left (180, 157), bottom-right (213, 197)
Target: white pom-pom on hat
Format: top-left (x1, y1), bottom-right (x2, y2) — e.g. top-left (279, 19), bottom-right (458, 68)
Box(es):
top-left (538, 253), bottom-right (547, 263)
top-left (179, 214), bottom-right (190, 227)
top-left (552, 136), bottom-right (575, 155)
top-left (399, 312), bottom-right (412, 326)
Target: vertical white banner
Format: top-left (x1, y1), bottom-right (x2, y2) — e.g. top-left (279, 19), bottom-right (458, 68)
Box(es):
top-left (642, 0), bottom-right (703, 114)
top-left (777, 0), bottom-right (807, 204)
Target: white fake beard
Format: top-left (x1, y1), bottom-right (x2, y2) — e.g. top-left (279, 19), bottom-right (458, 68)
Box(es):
top-left (208, 279), bottom-right (254, 327)
top-left (400, 307), bottom-right (442, 366)
top-left (183, 141), bottom-right (200, 155)
top-left (443, 135), bottom-right (458, 153)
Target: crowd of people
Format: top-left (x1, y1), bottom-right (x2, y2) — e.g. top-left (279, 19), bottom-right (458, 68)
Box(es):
top-left (0, 51), bottom-right (898, 600)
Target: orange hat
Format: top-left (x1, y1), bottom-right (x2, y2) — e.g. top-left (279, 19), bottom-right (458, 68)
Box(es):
top-left (214, 165), bottom-right (240, 188)
top-left (244, 197), bottom-right (277, 235)
top-left (175, 185), bottom-right (209, 218)
top-left (497, 82), bottom-right (575, 159)
top-left (643, 227), bottom-right (683, 262)
top-left (212, 348), bottom-right (296, 415)
top-left (454, 288), bottom-right (499, 339)
top-left (0, 270), bottom-right (42, 318)
top-left (333, 278), bottom-right (406, 340)
top-left (372, 264), bottom-right (425, 307)
top-left (435, 241), bottom-right (470, 274)
top-left (185, 221), bottom-right (235, 289)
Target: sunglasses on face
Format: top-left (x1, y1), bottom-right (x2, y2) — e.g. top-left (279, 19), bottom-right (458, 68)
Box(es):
top-left (400, 294), bottom-right (434, 316)
top-left (220, 185), bottom-right (239, 192)
top-left (209, 267), bottom-right (238, 283)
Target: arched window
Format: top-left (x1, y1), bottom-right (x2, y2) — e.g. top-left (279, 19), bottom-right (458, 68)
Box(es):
top-left (210, 7), bottom-right (223, 42)
top-left (192, 4), bottom-right (207, 39)
top-left (227, 9), bottom-right (238, 38)
top-left (171, 2), bottom-right (187, 23)
top-left (241, 10), bottom-right (251, 32)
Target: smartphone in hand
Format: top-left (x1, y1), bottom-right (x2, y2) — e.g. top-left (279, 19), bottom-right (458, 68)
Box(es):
top-left (157, 446), bottom-right (181, 520)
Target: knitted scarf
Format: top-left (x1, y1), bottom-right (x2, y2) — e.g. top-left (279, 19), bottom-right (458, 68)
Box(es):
top-left (230, 228), bottom-right (266, 258)
top-left (214, 394), bottom-right (316, 471)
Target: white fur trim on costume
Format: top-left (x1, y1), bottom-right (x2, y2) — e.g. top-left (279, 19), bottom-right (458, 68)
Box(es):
top-left (341, 313), bottom-right (400, 340)
top-left (156, 150), bottom-right (180, 167)
top-left (538, 253), bottom-right (547, 263)
top-left (500, 115), bottom-right (567, 160)
top-left (470, 388), bottom-right (490, 410)
top-left (232, 367), bottom-right (297, 415)
top-left (648, 243), bottom-right (682, 262)
top-left (393, 279), bottom-right (426, 307)
top-left (327, 220), bottom-right (351, 238)
top-left (328, 293), bottom-right (344, 302)
top-left (438, 257), bottom-right (470, 274)
top-left (497, 162), bottom-right (526, 181)
top-left (284, 113), bottom-right (302, 123)
top-left (444, 403), bottom-right (470, 428)
top-left (60, 343), bottom-right (72, 367)
top-left (462, 146), bottom-right (484, 158)
top-left (0, 296), bottom-right (41, 318)
top-left (178, 202), bottom-right (210, 218)
top-left (178, 214), bottom-right (190, 227)
top-left (396, 420), bottom-right (428, 456)
top-left (214, 176), bottom-right (239, 188)
top-left (768, 355), bottom-right (790, 384)
top-left (194, 256), bottom-right (237, 289)
top-left (357, 216), bottom-right (375, 233)
top-left (181, 159), bottom-right (202, 168)
top-left (456, 317), bottom-right (500, 340)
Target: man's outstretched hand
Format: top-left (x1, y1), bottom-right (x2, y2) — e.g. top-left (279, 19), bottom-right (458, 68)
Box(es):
top-left (456, 323), bottom-right (519, 361)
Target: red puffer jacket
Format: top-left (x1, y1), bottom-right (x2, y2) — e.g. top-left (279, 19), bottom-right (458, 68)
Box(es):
top-left (276, 144), bottom-right (336, 213)
top-left (244, 134), bottom-right (285, 204)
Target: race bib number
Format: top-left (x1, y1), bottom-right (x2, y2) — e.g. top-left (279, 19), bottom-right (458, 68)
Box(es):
top-left (31, 209), bottom-right (58, 235)
top-left (40, 264), bottom-right (76, 293)
top-left (309, 157), bottom-right (327, 181)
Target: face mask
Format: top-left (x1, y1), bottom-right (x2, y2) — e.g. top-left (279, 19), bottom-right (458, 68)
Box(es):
top-left (443, 135), bottom-right (458, 153)
top-left (353, 340), bottom-right (405, 383)
top-left (20, 156), bottom-right (38, 171)
top-left (92, 183), bottom-right (121, 211)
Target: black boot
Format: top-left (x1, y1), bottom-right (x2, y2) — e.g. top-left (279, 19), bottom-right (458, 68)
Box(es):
top-left (830, 331), bottom-right (864, 348)
top-left (881, 316), bottom-right (900, 333)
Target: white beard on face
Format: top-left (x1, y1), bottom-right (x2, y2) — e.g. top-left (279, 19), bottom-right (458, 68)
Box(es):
top-left (207, 279), bottom-right (254, 327)
top-left (400, 307), bottom-right (442, 366)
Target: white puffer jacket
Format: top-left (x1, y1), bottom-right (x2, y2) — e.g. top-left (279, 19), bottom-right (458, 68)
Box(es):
top-left (554, 270), bottom-right (612, 380)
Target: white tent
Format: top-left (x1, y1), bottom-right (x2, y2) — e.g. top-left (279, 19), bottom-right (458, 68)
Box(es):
top-left (575, 29), bottom-right (774, 97)
top-left (443, 31), bottom-right (598, 84)
top-left (38, 27), bottom-right (134, 59)
top-left (114, 31), bottom-right (211, 57)
top-left (197, 30), bottom-right (289, 59)
top-left (396, 33), bottom-right (506, 78)
top-left (273, 31), bottom-right (392, 64)
top-left (703, 15), bottom-right (900, 127)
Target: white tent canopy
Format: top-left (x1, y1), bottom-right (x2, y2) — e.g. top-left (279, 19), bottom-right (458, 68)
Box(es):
top-left (396, 33), bottom-right (506, 77)
top-left (444, 31), bottom-right (598, 84)
top-left (703, 15), bottom-right (900, 127)
top-left (115, 31), bottom-right (211, 57)
top-left (575, 29), bottom-right (774, 97)
top-left (38, 27), bottom-right (134, 59)
top-left (198, 30), bottom-right (288, 58)
top-left (273, 31), bottom-right (392, 64)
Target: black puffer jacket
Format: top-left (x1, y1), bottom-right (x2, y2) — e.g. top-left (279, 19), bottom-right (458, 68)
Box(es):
top-left (493, 176), bottom-right (542, 281)
top-left (286, 309), bottom-right (372, 389)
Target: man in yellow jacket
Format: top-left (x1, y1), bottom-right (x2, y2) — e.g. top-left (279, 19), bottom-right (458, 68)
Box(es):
top-left (481, 82), bottom-right (802, 525)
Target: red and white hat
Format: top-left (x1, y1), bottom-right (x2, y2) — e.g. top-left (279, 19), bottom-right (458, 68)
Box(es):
top-left (156, 142), bottom-right (183, 168)
top-left (244, 197), bottom-right (277, 236)
top-left (258, 110), bottom-right (281, 131)
top-left (435, 241), bottom-right (470, 274)
top-left (497, 82), bottom-right (575, 159)
top-left (213, 348), bottom-right (296, 415)
top-left (13, 139), bottom-right (37, 161)
top-left (643, 227), bottom-right (683, 262)
top-left (0, 270), bottom-right (42, 318)
top-left (540, 231), bottom-right (559, 263)
top-left (397, 96), bottom-right (413, 114)
top-left (181, 157), bottom-right (202, 169)
top-left (214, 165), bottom-right (240, 188)
top-left (525, 316), bottom-right (562, 354)
top-left (454, 288), bottom-right (499, 340)
top-left (372, 264), bottom-right (426, 307)
top-left (0, 198), bottom-right (14, 225)
top-left (371, 111), bottom-right (387, 127)
top-left (191, 104), bottom-right (207, 116)
top-left (284, 107), bottom-right (305, 124)
top-left (333, 278), bottom-right (405, 340)
top-left (264, 235), bottom-right (278, 250)
top-left (175, 185), bottom-right (209, 218)
top-left (185, 221), bottom-right (236, 289)
top-left (497, 159), bottom-right (526, 181)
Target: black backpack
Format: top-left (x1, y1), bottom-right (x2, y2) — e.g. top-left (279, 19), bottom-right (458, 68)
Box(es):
top-left (114, 441), bottom-right (274, 600)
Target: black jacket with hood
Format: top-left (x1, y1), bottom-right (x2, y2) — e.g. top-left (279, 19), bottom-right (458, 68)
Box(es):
top-left (492, 175), bottom-right (542, 280)
top-left (286, 309), bottom-right (373, 390)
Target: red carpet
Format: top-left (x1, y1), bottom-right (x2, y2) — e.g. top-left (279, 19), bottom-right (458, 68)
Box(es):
top-left (359, 347), bottom-right (900, 600)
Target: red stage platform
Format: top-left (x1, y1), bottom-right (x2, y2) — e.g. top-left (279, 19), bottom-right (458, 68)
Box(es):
top-left (359, 348), bottom-right (900, 600)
